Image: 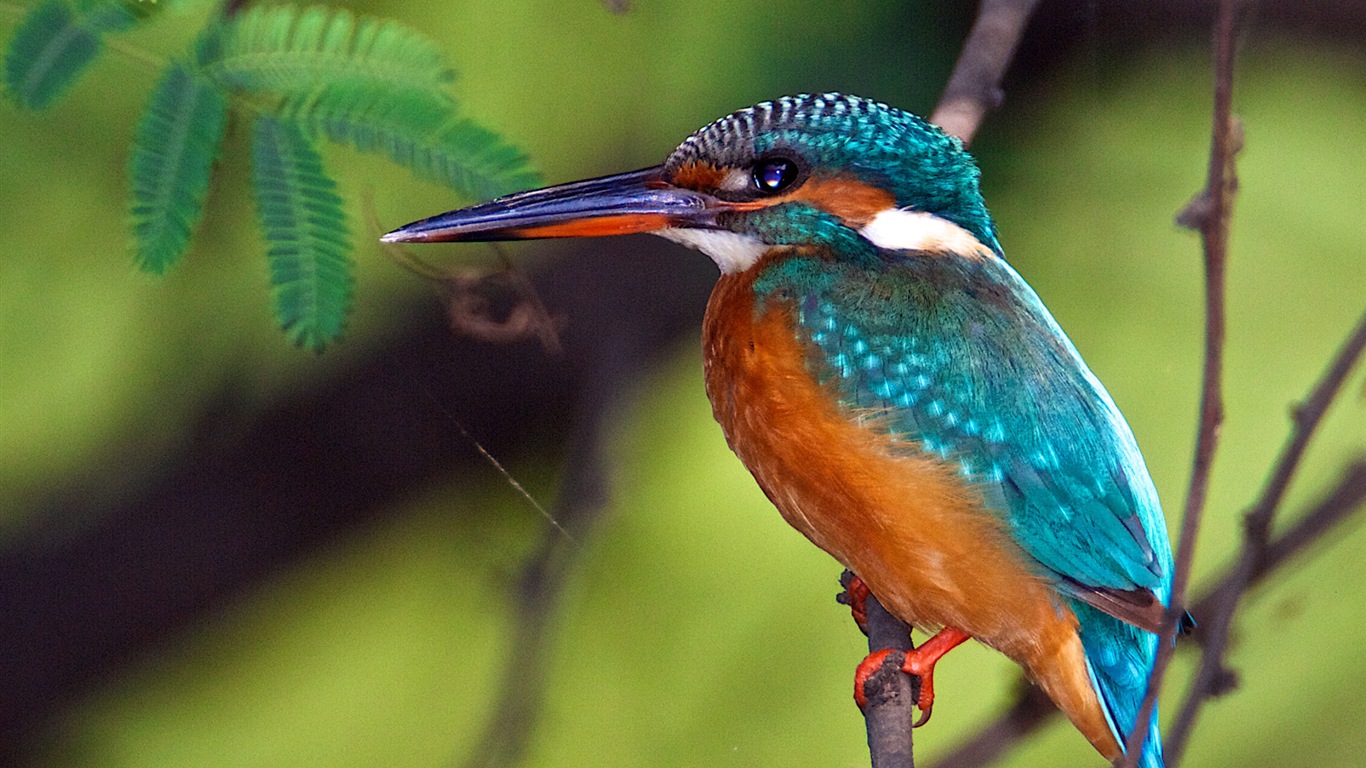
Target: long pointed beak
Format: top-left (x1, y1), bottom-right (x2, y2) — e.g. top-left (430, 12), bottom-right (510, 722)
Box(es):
top-left (382, 166), bottom-right (735, 244)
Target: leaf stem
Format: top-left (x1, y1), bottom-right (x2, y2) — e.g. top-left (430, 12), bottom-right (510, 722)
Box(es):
top-left (104, 35), bottom-right (167, 71)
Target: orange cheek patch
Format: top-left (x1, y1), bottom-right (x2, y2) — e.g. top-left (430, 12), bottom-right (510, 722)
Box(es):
top-left (669, 161), bottom-right (726, 190)
top-left (783, 175), bottom-right (896, 226)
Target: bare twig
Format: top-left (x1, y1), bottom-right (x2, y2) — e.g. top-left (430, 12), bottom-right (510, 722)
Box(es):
top-left (930, 0), bottom-right (1044, 145)
top-left (1185, 462), bottom-right (1366, 644)
top-left (1164, 308), bottom-right (1366, 764)
top-left (372, 196), bottom-right (564, 354)
top-left (379, 249), bottom-right (564, 353)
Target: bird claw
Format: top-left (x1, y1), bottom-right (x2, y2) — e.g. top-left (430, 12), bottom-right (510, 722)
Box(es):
top-left (853, 627), bottom-right (971, 725)
top-left (853, 648), bottom-right (896, 709)
top-left (853, 647), bottom-right (934, 724)
top-left (839, 574), bottom-right (872, 633)
top-left (905, 656), bottom-right (936, 727)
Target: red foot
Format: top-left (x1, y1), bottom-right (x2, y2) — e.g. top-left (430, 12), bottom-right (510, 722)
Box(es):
top-left (853, 648), bottom-right (896, 709)
top-left (843, 575), bottom-right (871, 631)
top-left (853, 627), bottom-right (972, 727)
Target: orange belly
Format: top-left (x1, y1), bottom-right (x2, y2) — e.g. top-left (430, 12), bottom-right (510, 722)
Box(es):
top-left (702, 260), bottom-right (1120, 759)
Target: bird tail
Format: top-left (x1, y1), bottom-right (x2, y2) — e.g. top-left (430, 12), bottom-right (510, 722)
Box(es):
top-left (1072, 601), bottom-right (1165, 768)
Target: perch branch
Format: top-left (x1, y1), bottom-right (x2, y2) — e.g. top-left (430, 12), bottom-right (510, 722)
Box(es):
top-left (843, 571), bottom-right (920, 768)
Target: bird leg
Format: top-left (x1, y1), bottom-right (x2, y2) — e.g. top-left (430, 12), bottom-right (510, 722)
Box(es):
top-left (854, 626), bottom-right (972, 726)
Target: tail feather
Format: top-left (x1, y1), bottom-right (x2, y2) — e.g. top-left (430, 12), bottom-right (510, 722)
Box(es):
top-left (1072, 601), bottom-right (1165, 768)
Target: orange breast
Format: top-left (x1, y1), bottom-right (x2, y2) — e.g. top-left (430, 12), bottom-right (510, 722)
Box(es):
top-left (701, 255), bottom-right (1120, 759)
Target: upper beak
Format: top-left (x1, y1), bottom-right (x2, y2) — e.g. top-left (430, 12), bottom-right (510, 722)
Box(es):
top-left (381, 166), bottom-right (735, 244)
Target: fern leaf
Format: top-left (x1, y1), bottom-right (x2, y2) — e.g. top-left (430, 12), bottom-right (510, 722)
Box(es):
top-left (251, 115), bottom-right (353, 351)
top-left (199, 5), bottom-right (451, 97)
top-left (434, 118), bottom-right (541, 201)
top-left (285, 82), bottom-right (538, 201)
top-left (78, 0), bottom-right (148, 30)
top-left (4, 0), bottom-right (150, 109)
top-left (128, 61), bottom-right (229, 273)
top-left (7, 1), bottom-right (95, 109)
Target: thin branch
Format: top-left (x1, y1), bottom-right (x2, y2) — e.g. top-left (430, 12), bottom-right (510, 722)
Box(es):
top-left (1164, 308), bottom-right (1366, 764)
top-left (843, 571), bottom-right (920, 768)
top-left (1120, 1), bottom-right (1241, 763)
top-left (934, 462), bottom-right (1366, 768)
top-left (930, 0), bottom-right (1044, 145)
top-left (1186, 462), bottom-right (1366, 636)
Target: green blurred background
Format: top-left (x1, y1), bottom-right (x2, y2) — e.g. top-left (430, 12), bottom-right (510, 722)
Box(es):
top-left (2, 1), bottom-right (1364, 766)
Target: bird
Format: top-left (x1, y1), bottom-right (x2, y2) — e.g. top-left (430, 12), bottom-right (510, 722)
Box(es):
top-left (383, 92), bottom-right (1175, 768)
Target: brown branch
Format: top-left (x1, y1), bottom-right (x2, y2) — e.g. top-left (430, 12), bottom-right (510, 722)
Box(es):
top-left (1164, 307), bottom-right (1366, 764)
top-left (934, 461), bottom-right (1366, 768)
top-left (930, 0), bottom-right (1044, 145)
top-left (1119, 1), bottom-right (1241, 764)
top-left (842, 571), bottom-right (920, 768)
top-left (1186, 463), bottom-right (1366, 638)
top-left (443, 238), bottom-right (718, 768)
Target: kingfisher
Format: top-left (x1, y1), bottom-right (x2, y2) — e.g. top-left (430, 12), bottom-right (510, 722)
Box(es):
top-left (384, 93), bottom-right (1174, 768)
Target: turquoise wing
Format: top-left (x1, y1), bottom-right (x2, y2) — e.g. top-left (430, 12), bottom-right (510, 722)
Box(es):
top-left (757, 253), bottom-right (1174, 594)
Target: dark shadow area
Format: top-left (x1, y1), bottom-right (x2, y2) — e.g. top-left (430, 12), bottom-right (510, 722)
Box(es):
top-left (0, 237), bottom-right (716, 761)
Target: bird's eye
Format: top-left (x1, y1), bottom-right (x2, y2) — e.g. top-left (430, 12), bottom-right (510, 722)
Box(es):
top-left (752, 158), bottom-right (798, 194)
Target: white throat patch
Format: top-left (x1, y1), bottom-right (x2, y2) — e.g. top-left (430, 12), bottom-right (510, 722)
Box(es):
top-left (654, 228), bottom-right (768, 274)
top-left (859, 209), bottom-right (995, 259)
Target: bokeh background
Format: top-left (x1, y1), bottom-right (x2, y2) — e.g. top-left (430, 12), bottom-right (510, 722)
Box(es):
top-left (2, 1), bottom-right (1364, 766)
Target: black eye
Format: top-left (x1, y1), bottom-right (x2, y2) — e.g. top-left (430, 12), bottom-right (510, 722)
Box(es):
top-left (752, 158), bottom-right (798, 194)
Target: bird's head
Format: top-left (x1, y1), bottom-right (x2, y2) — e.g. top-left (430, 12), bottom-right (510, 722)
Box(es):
top-left (384, 93), bottom-right (1001, 271)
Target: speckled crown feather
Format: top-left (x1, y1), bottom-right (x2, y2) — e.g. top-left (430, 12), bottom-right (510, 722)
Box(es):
top-left (665, 93), bottom-right (959, 172)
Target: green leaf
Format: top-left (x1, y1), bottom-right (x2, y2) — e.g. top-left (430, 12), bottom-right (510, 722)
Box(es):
top-left (251, 115), bottom-right (353, 351)
top-left (79, 0), bottom-right (154, 28)
top-left (4, 0), bottom-right (151, 109)
top-left (198, 5), bottom-right (452, 97)
top-left (128, 61), bottom-right (229, 274)
top-left (285, 82), bottom-right (538, 201)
